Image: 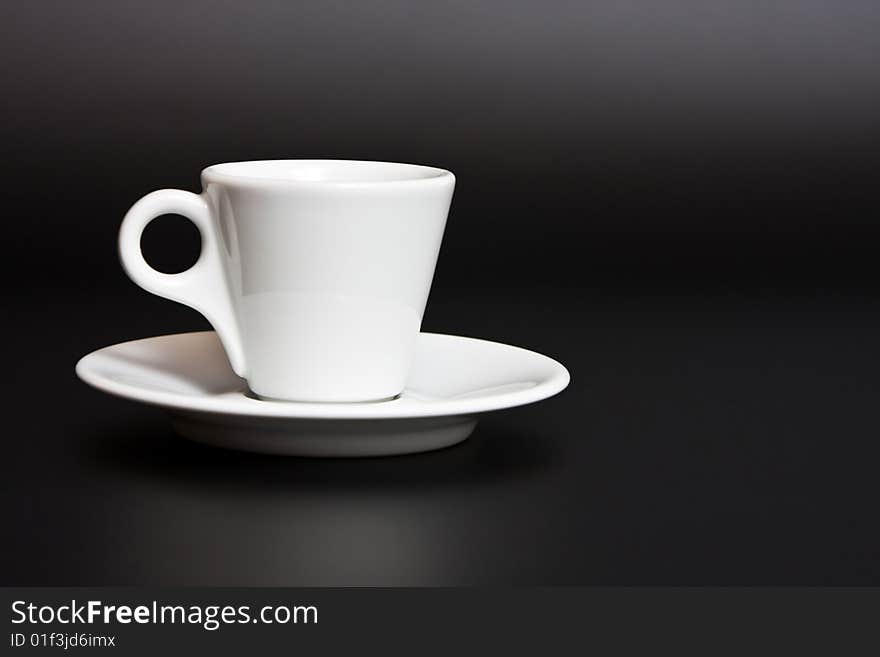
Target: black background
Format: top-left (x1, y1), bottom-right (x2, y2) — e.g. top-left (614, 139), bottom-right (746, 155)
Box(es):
top-left (2, 1), bottom-right (879, 584)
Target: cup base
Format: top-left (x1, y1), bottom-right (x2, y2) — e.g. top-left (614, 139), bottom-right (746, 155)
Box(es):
top-left (245, 389), bottom-right (403, 404)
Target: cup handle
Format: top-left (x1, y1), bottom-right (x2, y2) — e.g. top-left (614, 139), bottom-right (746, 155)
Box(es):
top-left (118, 189), bottom-right (247, 378)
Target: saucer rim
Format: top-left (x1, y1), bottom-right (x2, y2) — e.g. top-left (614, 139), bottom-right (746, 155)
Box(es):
top-left (76, 331), bottom-right (570, 420)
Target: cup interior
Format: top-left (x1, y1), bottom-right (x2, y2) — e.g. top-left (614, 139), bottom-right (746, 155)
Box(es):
top-left (203, 160), bottom-right (450, 184)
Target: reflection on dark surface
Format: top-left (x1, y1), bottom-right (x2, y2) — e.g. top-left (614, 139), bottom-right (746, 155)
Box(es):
top-left (57, 419), bottom-right (557, 586)
top-left (83, 421), bottom-right (553, 489)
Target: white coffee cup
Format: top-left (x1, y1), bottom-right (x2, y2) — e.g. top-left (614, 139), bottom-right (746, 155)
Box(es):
top-left (119, 159), bottom-right (455, 402)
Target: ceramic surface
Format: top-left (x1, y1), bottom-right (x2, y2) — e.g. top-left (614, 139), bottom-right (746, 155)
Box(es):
top-left (119, 160), bottom-right (455, 402)
top-left (76, 332), bottom-right (570, 457)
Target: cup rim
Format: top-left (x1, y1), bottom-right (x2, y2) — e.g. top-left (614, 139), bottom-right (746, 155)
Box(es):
top-left (202, 159), bottom-right (454, 188)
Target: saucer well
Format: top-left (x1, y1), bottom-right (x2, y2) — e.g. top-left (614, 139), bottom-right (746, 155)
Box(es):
top-left (76, 331), bottom-right (570, 456)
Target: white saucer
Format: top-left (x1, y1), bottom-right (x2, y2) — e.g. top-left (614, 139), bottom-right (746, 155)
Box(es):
top-left (76, 331), bottom-right (570, 457)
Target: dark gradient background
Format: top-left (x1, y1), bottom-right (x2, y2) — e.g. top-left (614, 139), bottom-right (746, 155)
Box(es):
top-left (2, 1), bottom-right (880, 584)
